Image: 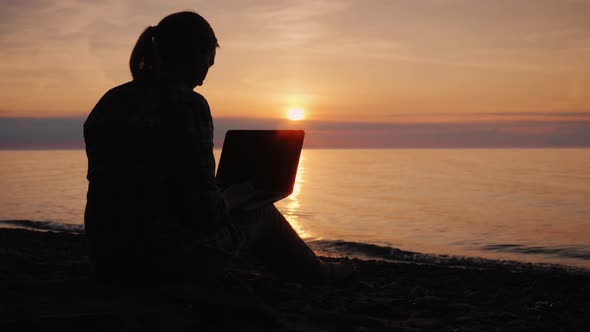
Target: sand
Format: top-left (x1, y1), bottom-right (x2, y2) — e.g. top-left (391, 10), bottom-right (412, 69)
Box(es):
top-left (0, 228), bottom-right (588, 331)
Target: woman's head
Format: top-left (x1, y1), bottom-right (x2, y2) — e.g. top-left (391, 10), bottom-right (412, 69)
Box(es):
top-left (129, 11), bottom-right (218, 87)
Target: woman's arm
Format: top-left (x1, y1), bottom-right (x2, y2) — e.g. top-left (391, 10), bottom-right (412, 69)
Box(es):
top-left (166, 89), bottom-right (231, 232)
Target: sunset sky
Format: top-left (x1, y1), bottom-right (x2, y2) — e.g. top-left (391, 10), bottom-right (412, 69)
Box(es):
top-left (1, 0), bottom-right (589, 148)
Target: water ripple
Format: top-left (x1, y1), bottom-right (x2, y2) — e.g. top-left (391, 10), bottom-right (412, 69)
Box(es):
top-left (0, 220), bottom-right (84, 233)
top-left (480, 243), bottom-right (590, 260)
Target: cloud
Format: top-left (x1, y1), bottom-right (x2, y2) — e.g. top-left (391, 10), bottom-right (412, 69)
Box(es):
top-left (0, 0), bottom-right (211, 88)
top-left (224, 0), bottom-right (351, 49)
top-left (219, 0), bottom-right (590, 75)
top-left (1, 0), bottom-right (589, 118)
top-left (2, 115), bottom-right (590, 150)
top-left (0, 116), bottom-right (85, 149)
top-left (383, 111), bottom-right (590, 121)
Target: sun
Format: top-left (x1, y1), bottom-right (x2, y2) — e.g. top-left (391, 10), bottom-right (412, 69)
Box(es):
top-left (287, 107), bottom-right (305, 121)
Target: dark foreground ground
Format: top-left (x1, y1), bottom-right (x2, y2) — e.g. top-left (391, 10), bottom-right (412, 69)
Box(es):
top-left (0, 229), bottom-right (588, 332)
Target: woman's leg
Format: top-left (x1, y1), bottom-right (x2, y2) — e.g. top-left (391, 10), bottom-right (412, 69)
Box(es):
top-left (231, 204), bottom-right (324, 283)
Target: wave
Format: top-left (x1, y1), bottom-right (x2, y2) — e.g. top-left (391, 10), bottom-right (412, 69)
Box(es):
top-left (1, 219), bottom-right (588, 273)
top-left (309, 239), bottom-right (590, 273)
top-left (480, 243), bottom-right (590, 260)
top-left (0, 220), bottom-right (84, 233)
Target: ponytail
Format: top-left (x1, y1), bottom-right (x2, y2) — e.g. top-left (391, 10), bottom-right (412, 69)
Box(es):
top-left (129, 12), bottom-right (218, 81)
top-left (129, 26), bottom-right (160, 79)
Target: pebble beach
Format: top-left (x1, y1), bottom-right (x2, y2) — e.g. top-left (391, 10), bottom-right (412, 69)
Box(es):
top-left (1, 228), bottom-right (589, 331)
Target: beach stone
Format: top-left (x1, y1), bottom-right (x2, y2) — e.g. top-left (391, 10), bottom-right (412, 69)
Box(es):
top-left (491, 289), bottom-right (513, 305)
top-left (498, 311), bottom-right (518, 320)
top-left (455, 315), bottom-right (474, 324)
top-left (447, 303), bottom-right (476, 313)
top-left (526, 307), bottom-right (543, 316)
top-left (409, 286), bottom-right (428, 297)
top-left (359, 281), bottom-right (376, 289)
top-left (407, 317), bottom-right (443, 328)
top-left (466, 290), bottom-right (485, 301)
top-left (414, 295), bottom-right (444, 308)
top-left (347, 300), bottom-right (394, 318)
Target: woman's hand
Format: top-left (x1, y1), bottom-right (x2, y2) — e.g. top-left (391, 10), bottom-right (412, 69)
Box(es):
top-left (222, 182), bottom-right (256, 211)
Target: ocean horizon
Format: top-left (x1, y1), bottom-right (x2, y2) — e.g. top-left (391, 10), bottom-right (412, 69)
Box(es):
top-left (1, 148), bottom-right (589, 270)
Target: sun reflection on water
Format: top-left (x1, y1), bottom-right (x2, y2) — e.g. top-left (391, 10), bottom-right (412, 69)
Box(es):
top-left (282, 153), bottom-right (311, 239)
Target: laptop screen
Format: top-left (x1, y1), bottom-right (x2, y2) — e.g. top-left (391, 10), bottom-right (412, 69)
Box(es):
top-left (216, 130), bottom-right (305, 195)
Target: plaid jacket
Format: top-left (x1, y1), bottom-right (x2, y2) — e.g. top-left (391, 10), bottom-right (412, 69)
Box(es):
top-left (84, 79), bottom-right (238, 259)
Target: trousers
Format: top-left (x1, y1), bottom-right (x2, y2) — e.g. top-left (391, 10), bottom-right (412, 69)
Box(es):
top-left (230, 204), bottom-right (323, 283)
top-left (87, 204), bottom-right (323, 284)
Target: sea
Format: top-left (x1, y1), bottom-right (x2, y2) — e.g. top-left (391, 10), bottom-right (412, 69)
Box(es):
top-left (1, 149), bottom-right (589, 270)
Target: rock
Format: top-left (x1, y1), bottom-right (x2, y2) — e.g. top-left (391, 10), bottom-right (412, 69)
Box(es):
top-left (447, 303), bottom-right (476, 313)
top-left (414, 295), bottom-right (444, 308)
top-left (455, 315), bottom-right (473, 323)
top-left (407, 317), bottom-right (443, 328)
top-left (498, 311), bottom-right (517, 320)
top-left (410, 286), bottom-right (427, 297)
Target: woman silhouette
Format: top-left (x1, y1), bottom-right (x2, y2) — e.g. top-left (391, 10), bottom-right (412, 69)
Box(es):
top-left (84, 11), bottom-right (349, 284)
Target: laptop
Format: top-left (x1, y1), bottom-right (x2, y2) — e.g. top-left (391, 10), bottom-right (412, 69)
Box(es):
top-left (216, 130), bottom-right (305, 210)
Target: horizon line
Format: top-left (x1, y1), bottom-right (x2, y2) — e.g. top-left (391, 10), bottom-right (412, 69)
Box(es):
top-left (1, 116), bottom-right (590, 149)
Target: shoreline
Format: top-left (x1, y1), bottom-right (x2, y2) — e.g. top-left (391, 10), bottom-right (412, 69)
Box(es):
top-left (2, 220), bottom-right (589, 273)
top-left (1, 228), bottom-right (589, 331)
top-left (308, 239), bottom-right (590, 276)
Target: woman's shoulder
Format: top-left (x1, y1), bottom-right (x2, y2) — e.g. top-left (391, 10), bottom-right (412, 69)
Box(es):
top-left (85, 81), bottom-right (153, 128)
top-left (91, 81), bottom-right (139, 112)
top-left (190, 91), bottom-right (210, 111)
top-left (102, 81), bottom-right (144, 100)
top-left (89, 80), bottom-right (211, 122)
top-left (162, 83), bottom-right (211, 115)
